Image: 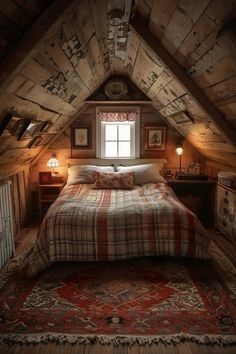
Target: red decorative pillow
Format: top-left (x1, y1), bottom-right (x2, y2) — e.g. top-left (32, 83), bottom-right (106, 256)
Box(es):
top-left (93, 171), bottom-right (134, 189)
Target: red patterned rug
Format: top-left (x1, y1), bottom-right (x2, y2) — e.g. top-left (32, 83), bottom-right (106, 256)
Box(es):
top-left (0, 254), bottom-right (236, 345)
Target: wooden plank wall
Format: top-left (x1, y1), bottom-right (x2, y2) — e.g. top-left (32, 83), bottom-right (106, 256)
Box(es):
top-left (31, 104), bottom-right (203, 187)
top-left (128, 0), bottom-right (236, 169)
top-left (0, 0), bottom-right (111, 179)
top-left (0, 0), bottom-right (235, 180)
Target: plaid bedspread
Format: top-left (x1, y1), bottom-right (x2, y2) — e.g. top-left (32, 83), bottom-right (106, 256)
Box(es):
top-left (24, 183), bottom-right (210, 276)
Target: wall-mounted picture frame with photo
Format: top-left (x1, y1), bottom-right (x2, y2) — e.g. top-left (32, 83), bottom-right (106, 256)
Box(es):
top-left (0, 114), bottom-right (27, 138)
top-left (40, 120), bottom-right (52, 133)
top-left (27, 134), bottom-right (54, 149)
top-left (169, 111), bottom-right (194, 125)
top-left (145, 126), bottom-right (166, 151)
top-left (72, 126), bottom-right (90, 148)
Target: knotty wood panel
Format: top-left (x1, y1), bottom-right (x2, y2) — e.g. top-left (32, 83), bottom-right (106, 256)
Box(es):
top-left (31, 104), bottom-right (203, 186)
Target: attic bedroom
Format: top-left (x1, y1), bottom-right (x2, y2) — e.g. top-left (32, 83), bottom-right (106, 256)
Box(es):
top-left (0, 0), bottom-right (235, 353)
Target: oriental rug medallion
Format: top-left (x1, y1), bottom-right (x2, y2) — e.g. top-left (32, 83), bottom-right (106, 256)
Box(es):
top-left (0, 245), bottom-right (236, 345)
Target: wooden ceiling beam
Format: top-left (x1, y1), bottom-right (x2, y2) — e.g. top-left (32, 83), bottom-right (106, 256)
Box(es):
top-left (130, 15), bottom-right (236, 145)
top-left (0, 0), bottom-right (78, 97)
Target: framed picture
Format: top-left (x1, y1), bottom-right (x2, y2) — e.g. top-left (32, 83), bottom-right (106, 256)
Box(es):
top-left (39, 121), bottom-right (52, 133)
top-left (145, 127), bottom-right (166, 151)
top-left (170, 111), bottom-right (194, 125)
top-left (0, 113), bottom-right (13, 137)
top-left (27, 134), bottom-right (54, 149)
top-left (72, 126), bottom-right (90, 148)
top-left (39, 171), bottom-right (52, 185)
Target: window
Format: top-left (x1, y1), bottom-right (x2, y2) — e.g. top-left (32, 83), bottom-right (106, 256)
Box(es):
top-left (96, 107), bottom-right (140, 159)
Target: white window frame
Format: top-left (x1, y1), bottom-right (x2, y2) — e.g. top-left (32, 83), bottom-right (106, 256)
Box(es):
top-left (96, 106), bottom-right (140, 159)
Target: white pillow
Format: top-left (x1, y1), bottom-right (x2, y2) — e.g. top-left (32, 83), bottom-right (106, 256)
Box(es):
top-left (67, 165), bottom-right (115, 185)
top-left (116, 163), bottom-right (166, 185)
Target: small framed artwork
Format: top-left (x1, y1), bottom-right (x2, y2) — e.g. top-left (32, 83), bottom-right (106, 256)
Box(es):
top-left (170, 111), bottom-right (194, 125)
top-left (0, 113), bottom-right (13, 137)
top-left (39, 171), bottom-right (52, 185)
top-left (145, 127), bottom-right (166, 151)
top-left (22, 120), bottom-right (43, 139)
top-left (27, 134), bottom-right (54, 149)
top-left (39, 121), bottom-right (52, 133)
top-left (72, 126), bottom-right (90, 148)
top-left (16, 119), bottom-right (31, 140)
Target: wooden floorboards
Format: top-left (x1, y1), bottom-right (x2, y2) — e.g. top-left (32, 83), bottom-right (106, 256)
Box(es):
top-left (1, 342), bottom-right (236, 354)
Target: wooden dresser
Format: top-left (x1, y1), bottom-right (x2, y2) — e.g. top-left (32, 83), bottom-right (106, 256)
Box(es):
top-left (216, 183), bottom-right (236, 243)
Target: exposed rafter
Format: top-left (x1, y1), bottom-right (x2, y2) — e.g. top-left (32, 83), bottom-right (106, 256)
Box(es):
top-left (130, 15), bottom-right (236, 146)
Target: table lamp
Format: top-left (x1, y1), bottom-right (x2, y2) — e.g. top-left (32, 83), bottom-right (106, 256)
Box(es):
top-left (47, 153), bottom-right (59, 175)
top-left (176, 143), bottom-right (183, 173)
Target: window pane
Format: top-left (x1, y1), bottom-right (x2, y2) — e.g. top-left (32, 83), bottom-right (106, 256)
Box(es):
top-left (119, 142), bottom-right (131, 157)
top-left (105, 125), bottom-right (117, 140)
top-left (105, 142), bottom-right (117, 157)
top-left (119, 125), bottom-right (131, 141)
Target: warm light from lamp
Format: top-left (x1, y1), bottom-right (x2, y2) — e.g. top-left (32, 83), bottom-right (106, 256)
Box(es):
top-left (176, 143), bottom-right (183, 174)
top-left (47, 154), bottom-right (59, 175)
top-left (176, 146), bottom-right (183, 155)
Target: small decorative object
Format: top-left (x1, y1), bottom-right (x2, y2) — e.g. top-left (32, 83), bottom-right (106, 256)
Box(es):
top-left (188, 162), bottom-right (201, 174)
top-left (22, 120), bottom-right (43, 139)
top-left (39, 171), bottom-right (52, 185)
top-left (16, 119), bottom-right (31, 140)
top-left (145, 127), bottom-right (166, 150)
top-left (176, 142), bottom-right (183, 173)
top-left (72, 127), bottom-right (90, 148)
top-left (170, 111), bottom-right (194, 125)
top-left (0, 113), bottom-right (13, 137)
top-left (47, 153), bottom-right (60, 175)
top-left (40, 121), bottom-right (52, 133)
top-left (27, 134), bottom-right (53, 149)
top-left (104, 79), bottom-right (128, 99)
top-left (27, 135), bottom-right (43, 148)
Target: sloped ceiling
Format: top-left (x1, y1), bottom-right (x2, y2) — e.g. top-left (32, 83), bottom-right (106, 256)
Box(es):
top-left (0, 0), bottom-right (235, 179)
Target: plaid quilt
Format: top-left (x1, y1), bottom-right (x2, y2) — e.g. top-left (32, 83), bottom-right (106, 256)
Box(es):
top-left (24, 183), bottom-right (210, 276)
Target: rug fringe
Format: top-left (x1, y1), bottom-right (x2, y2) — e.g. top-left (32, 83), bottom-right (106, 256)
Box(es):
top-left (0, 333), bottom-right (236, 346)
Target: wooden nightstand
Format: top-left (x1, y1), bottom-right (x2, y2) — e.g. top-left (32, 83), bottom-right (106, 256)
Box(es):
top-left (39, 183), bottom-right (64, 219)
top-left (168, 179), bottom-right (216, 228)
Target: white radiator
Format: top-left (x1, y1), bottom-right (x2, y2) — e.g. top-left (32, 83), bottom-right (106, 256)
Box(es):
top-left (0, 181), bottom-right (15, 268)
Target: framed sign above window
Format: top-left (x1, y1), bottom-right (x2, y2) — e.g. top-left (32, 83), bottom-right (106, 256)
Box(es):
top-left (145, 127), bottom-right (166, 151)
top-left (170, 111), bottom-right (194, 125)
top-left (72, 127), bottom-right (90, 148)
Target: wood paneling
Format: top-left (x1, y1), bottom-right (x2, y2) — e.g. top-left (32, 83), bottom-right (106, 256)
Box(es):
top-left (0, 0), bottom-right (236, 177)
top-left (31, 104), bottom-right (203, 186)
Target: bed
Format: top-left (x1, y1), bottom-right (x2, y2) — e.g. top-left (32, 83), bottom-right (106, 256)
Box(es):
top-left (22, 159), bottom-right (210, 276)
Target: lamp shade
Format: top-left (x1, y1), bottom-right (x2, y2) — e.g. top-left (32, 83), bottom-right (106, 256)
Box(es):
top-left (176, 142), bottom-right (183, 156)
top-left (47, 156), bottom-right (59, 168)
top-left (176, 146), bottom-right (183, 155)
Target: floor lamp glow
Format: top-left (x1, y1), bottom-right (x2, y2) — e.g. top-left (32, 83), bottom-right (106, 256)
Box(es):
top-left (176, 143), bottom-right (183, 173)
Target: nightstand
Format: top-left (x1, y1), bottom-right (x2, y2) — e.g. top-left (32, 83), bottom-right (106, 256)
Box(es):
top-left (168, 179), bottom-right (216, 228)
top-left (39, 183), bottom-right (64, 219)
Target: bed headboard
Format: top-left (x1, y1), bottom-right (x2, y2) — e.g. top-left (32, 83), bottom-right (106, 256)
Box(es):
top-left (66, 158), bottom-right (168, 167)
